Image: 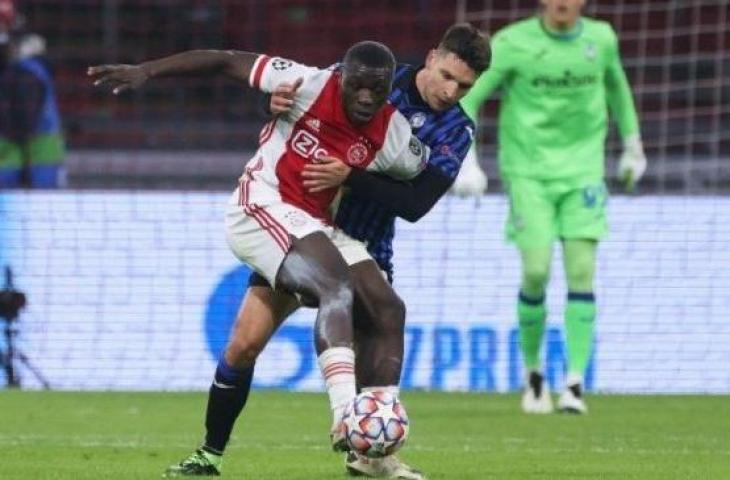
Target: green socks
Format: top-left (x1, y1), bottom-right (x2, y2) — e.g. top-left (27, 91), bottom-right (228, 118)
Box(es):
top-left (564, 292), bottom-right (596, 379)
top-left (517, 291), bottom-right (547, 371)
top-left (518, 289), bottom-right (596, 381)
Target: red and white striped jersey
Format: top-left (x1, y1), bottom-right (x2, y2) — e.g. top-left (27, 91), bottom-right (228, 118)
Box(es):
top-left (246, 55), bottom-right (428, 222)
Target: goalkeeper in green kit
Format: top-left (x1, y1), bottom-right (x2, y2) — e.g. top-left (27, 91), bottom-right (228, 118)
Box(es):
top-left (456, 0), bottom-right (647, 414)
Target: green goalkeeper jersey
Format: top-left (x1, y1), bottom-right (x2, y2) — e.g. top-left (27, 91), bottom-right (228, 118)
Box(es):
top-left (461, 16), bottom-right (639, 182)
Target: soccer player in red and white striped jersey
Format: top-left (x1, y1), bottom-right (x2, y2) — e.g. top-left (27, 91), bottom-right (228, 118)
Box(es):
top-left (88, 41), bottom-right (429, 476)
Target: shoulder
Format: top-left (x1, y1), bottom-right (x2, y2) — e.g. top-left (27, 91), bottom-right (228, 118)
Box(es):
top-left (384, 108), bottom-right (412, 143)
top-left (395, 63), bottom-right (415, 76)
top-left (14, 57), bottom-right (46, 74)
top-left (582, 17), bottom-right (618, 44)
top-left (449, 104), bottom-right (475, 130)
top-left (380, 108), bottom-right (425, 159)
top-left (429, 104), bottom-right (474, 146)
top-left (495, 16), bottom-right (539, 41)
top-left (491, 17), bottom-right (539, 55)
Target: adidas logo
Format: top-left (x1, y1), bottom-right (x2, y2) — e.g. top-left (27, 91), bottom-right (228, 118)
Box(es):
top-left (306, 117), bottom-right (321, 131)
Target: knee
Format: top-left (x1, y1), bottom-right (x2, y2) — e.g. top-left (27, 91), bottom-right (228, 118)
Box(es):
top-left (226, 334), bottom-right (265, 367)
top-left (566, 260), bottom-right (595, 291)
top-left (319, 272), bottom-right (354, 307)
top-left (522, 265), bottom-right (550, 291)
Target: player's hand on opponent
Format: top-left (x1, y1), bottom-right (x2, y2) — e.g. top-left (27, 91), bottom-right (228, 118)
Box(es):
top-left (302, 156), bottom-right (351, 192)
top-left (618, 135), bottom-right (647, 192)
top-left (270, 77), bottom-right (304, 115)
top-left (87, 64), bottom-right (150, 95)
top-left (451, 147), bottom-right (487, 197)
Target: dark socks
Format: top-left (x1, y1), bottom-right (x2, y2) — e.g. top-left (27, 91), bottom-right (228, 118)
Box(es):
top-left (202, 359), bottom-right (254, 454)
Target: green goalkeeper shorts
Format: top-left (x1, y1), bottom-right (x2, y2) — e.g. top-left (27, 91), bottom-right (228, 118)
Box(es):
top-left (505, 176), bottom-right (608, 248)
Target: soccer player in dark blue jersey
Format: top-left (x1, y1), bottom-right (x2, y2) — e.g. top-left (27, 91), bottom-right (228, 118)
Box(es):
top-left (165, 24), bottom-right (490, 478)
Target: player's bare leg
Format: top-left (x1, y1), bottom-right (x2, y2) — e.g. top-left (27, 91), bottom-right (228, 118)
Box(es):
top-left (276, 231), bottom-right (357, 450)
top-left (349, 260), bottom-right (405, 389)
top-left (164, 287), bottom-right (298, 477)
top-left (345, 260), bottom-right (425, 479)
top-left (165, 231), bottom-right (356, 475)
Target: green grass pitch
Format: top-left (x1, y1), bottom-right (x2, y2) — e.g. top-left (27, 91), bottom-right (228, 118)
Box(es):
top-left (1, 391), bottom-right (728, 479)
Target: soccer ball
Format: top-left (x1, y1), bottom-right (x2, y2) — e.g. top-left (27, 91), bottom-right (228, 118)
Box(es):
top-left (341, 391), bottom-right (409, 458)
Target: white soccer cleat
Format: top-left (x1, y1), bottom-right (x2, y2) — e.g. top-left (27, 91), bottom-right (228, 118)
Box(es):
top-left (557, 384), bottom-right (588, 414)
top-left (521, 371), bottom-right (553, 414)
top-left (345, 452), bottom-right (426, 479)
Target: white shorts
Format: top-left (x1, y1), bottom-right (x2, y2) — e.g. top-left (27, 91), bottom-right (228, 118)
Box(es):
top-left (225, 183), bottom-right (371, 286)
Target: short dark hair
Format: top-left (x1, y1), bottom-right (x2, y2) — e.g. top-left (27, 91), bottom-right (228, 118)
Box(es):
top-left (438, 23), bottom-right (491, 74)
top-left (343, 40), bottom-right (396, 71)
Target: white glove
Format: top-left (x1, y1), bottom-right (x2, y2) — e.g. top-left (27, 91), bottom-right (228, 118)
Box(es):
top-left (451, 147), bottom-right (487, 197)
top-left (617, 135), bottom-right (647, 191)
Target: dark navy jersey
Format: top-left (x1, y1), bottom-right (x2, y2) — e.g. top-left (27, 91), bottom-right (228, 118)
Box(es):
top-left (334, 64), bottom-right (475, 280)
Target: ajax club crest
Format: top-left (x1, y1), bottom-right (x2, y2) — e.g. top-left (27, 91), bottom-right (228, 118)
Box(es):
top-left (347, 142), bottom-right (369, 166)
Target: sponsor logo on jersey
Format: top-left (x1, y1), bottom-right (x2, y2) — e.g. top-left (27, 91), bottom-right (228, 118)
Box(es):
top-left (291, 129), bottom-right (329, 161)
top-left (531, 70), bottom-right (598, 89)
top-left (409, 112), bottom-right (427, 129)
top-left (347, 142), bottom-right (369, 166)
top-left (272, 58), bottom-right (293, 71)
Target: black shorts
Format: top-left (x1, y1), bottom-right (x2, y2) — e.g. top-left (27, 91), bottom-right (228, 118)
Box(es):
top-left (248, 271), bottom-right (272, 288)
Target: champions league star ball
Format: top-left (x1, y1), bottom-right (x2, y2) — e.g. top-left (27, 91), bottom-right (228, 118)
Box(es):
top-left (341, 391), bottom-right (409, 458)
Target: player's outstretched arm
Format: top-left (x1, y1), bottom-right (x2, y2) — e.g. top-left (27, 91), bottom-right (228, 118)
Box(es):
top-left (301, 156), bottom-right (450, 222)
top-left (87, 50), bottom-right (258, 94)
top-left (339, 165), bottom-right (452, 223)
top-left (302, 139), bottom-right (453, 222)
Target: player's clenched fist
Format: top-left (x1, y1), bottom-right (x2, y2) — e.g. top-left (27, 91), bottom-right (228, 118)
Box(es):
top-left (87, 64), bottom-right (150, 95)
top-left (270, 77), bottom-right (304, 115)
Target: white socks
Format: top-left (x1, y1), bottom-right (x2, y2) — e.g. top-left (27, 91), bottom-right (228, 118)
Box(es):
top-left (318, 347), bottom-right (357, 426)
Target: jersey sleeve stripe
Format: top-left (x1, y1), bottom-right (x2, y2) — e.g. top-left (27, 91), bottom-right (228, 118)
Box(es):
top-left (249, 55), bottom-right (271, 89)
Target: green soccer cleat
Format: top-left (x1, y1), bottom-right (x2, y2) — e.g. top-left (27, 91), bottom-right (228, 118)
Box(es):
top-left (163, 448), bottom-right (222, 477)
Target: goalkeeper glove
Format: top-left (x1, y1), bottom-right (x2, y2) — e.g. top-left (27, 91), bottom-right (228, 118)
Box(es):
top-left (618, 134), bottom-right (647, 192)
top-left (451, 147), bottom-right (487, 197)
